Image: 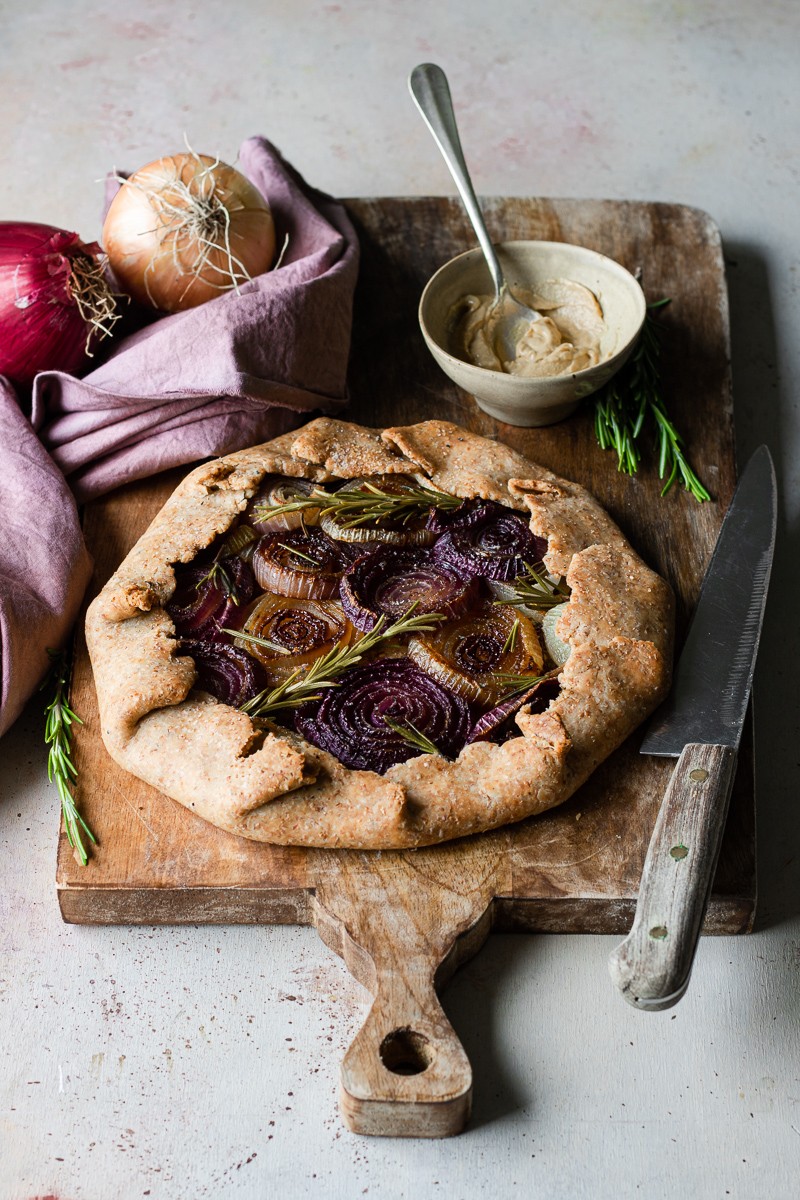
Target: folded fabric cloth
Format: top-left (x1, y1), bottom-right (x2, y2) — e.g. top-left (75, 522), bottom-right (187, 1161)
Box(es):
top-left (1, 136), bottom-right (358, 738)
top-left (0, 379), bottom-right (93, 737)
top-left (31, 136), bottom-right (359, 503)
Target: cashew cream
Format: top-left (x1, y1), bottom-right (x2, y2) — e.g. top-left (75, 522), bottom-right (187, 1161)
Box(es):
top-left (455, 278), bottom-right (606, 378)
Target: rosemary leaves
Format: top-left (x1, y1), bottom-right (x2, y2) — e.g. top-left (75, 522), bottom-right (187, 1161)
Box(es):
top-left (240, 605), bottom-right (446, 719)
top-left (253, 480), bottom-right (464, 530)
top-left (42, 648), bottom-right (96, 866)
top-left (593, 300), bottom-right (710, 502)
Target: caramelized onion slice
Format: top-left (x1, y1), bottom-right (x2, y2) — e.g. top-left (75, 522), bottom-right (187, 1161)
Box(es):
top-left (182, 639), bottom-right (261, 708)
top-left (246, 475), bottom-right (322, 533)
top-left (320, 475), bottom-right (438, 546)
top-left (252, 526), bottom-right (349, 599)
top-left (408, 604), bottom-right (544, 706)
top-left (294, 658), bottom-right (471, 774)
top-left (236, 595), bottom-right (355, 684)
top-left (468, 677), bottom-right (561, 743)
top-left (340, 546), bottom-right (482, 632)
top-left (432, 509), bottom-right (547, 582)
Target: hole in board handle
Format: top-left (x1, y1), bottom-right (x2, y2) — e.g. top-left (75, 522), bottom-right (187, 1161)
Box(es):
top-left (380, 1027), bottom-right (435, 1076)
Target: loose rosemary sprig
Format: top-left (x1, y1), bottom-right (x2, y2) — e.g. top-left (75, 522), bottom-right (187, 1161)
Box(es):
top-left (240, 606), bottom-right (446, 719)
top-left (494, 563), bottom-right (571, 610)
top-left (253, 480), bottom-right (464, 530)
top-left (382, 717), bottom-right (440, 756)
top-left (493, 671), bottom-right (549, 700)
top-left (42, 648), bottom-right (97, 866)
top-left (593, 300), bottom-right (710, 502)
top-left (501, 618), bottom-right (521, 655)
top-left (222, 628), bottom-right (292, 656)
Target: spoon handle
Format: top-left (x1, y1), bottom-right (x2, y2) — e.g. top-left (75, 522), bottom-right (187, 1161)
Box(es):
top-left (409, 63), bottom-right (504, 301)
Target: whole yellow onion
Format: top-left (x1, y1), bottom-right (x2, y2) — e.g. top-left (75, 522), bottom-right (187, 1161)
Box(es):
top-left (102, 151), bottom-right (276, 313)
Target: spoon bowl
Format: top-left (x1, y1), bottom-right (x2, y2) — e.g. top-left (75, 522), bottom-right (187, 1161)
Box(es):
top-left (409, 62), bottom-right (543, 364)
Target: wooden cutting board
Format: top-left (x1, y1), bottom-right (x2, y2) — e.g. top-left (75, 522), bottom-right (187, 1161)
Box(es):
top-left (58, 197), bottom-right (754, 1138)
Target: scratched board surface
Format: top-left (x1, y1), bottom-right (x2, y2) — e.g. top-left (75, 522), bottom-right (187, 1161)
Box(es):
top-left (58, 196), bottom-right (754, 934)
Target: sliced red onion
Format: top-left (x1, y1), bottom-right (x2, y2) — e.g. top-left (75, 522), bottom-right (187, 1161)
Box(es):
top-left (432, 509), bottom-right (547, 582)
top-left (468, 678), bottom-right (561, 744)
top-left (426, 498), bottom-right (506, 534)
top-left (168, 556), bottom-right (255, 640)
top-left (294, 658), bottom-right (471, 774)
top-left (181, 639), bottom-right (261, 708)
top-left (339, 547), bottom-right (482, 632)
top-left (252, 526), bottom-right (349, 599)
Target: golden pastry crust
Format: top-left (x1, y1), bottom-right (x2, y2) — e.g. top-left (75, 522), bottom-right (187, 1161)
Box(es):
top-left (86, 418), bottom-right (674, 848)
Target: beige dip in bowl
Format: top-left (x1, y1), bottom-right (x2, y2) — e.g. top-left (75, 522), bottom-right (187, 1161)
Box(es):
top-left (419, 240), bottom-right (646, 427)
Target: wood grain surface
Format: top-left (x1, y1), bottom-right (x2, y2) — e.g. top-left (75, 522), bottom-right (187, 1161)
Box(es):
top-left (57, 197), bottom-right (755, 1136)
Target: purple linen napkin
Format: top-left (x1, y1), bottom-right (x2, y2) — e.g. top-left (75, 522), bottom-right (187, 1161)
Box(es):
top-left (31, 136), bottom-right (359, 503)
top-left (0, 379), bottom-right (93, 737)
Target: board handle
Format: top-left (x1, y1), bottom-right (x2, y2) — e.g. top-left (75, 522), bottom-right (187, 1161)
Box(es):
top-left (337, 954), bottom-right (473, 1138)
top-left (312, 855), bottom-right (496, 1138)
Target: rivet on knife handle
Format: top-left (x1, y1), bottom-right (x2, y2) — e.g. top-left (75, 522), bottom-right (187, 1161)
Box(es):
top-left (608, 742), bottom-right (738, 1011)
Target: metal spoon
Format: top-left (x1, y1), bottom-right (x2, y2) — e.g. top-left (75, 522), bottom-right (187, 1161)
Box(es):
top-left (408, 62), bottom-right (541, 364)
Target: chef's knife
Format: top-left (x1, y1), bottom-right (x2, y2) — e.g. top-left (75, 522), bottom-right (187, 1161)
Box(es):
top-left (608, 444), bottom-right (776, 1011)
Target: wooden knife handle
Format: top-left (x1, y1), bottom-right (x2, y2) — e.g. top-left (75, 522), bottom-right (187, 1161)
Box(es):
top-left (608, 743), bottom-right (738, 1011)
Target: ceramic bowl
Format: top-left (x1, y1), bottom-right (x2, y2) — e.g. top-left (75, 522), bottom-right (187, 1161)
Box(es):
top-left (418, 240), bottom-right (646, 427)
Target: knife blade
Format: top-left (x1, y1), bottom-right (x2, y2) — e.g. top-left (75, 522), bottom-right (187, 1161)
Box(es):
top-left (608, 445), bottom-right (776, 1011)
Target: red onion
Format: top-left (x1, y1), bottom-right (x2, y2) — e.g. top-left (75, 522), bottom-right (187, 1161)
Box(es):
top-left (467, 678), bottom-right (561, 743)
top-left (432, 509), bottom-right (547, 582)
top-left (181, 639), bottom-right (261, 708)
top-left (0, 222), bottom-right (119, 386)
top-left (167, 556), bottom-right (255, 640)
top-left (294, 658), bottom-right (471, 774)
top-left (426, 498), bottom-right (505, 534)
top-left (340, 546), bottom-right (482, 632)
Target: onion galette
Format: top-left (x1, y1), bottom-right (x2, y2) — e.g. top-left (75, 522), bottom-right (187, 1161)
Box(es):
top-left (86, 419), bottom-right (674, 848)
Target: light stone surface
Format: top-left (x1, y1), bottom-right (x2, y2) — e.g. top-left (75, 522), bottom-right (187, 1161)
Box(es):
top-left (2, 1), bottom-right (799, 1197)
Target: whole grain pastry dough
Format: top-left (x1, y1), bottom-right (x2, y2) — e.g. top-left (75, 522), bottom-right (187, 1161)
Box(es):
top-left (86, 419), bottom-right (674, 848)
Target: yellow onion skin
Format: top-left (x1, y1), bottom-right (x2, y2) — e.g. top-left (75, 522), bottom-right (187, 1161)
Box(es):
top-left (102, 153), bottom-right (276, 312)
top-left (252, 527), bottom-right (349, 599)
top-left (246, 476), bottom-right (322, 534)
top-left (320, 476), bottom-right (437, 547)
top-left (408, 604), bottom-right (543, 706)
top-left (237, 595), bottom-right (355, 684)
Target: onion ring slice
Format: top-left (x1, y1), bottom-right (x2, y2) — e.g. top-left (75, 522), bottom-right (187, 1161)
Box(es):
top-left (294, 658), bottom-right (471, 773)
top-left (408, 604), bottom-right (543, 705)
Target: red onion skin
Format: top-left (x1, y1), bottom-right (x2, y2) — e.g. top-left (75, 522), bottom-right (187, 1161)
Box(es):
top-left (295, 658), bottom-right (472, 774)
top-left (426, 499), bottom-right (506, 534)
top-left (0, 222), bottom-right (110, 386)
top-left (181, 639), bottom-right (261, 708)
top-left (468, 678), bottom-right (561, 743)
top-left (168, 557), bottom-right (255, 641)
top-left (340, 547), bottom-right (482, 632)
top-left (432, 511), bottom-right (547, 582)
